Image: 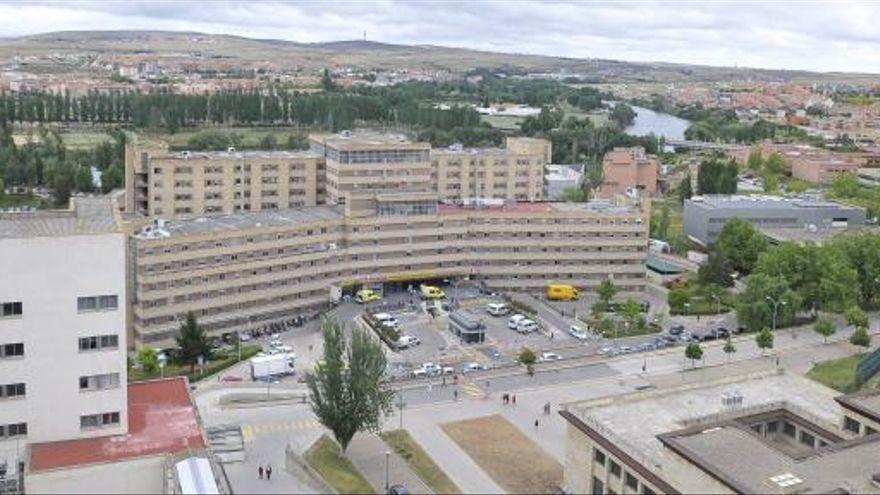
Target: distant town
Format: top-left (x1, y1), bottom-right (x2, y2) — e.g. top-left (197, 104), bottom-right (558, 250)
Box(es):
top-left (2, 26), bottom-right (880, 495)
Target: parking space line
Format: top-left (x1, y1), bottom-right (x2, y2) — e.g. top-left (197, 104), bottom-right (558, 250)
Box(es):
top-left (240, 420), bottom-right (322, 443)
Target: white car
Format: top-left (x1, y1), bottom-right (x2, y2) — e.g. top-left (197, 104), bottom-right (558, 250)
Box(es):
top-left (516, 319), bottom-right (538, 334)
top-left (486, 303), bottom-right (510, 316)
top-left (269, 339), bottom-right (284, 348)
top-left (569, 325), bottom-right (588, 340)
top-left (461, 362), bottom-right (489, 374)
top-left (374, 313), bottom-right (399, 328)
top-left (508, 314), bottom-right (526, 330)
top-left (274, 344), bottom-right (294, 353)
top-left (541, 351), bottom-right (562, 361)
top-left (238, 332), bottom-right (252, 342)
top-left (396, 335), bottom-right (421, 349)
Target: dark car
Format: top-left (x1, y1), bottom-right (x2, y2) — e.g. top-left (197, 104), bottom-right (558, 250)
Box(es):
top-left (669, 325), bottom-right (685, 336)
top-left (389, 484), bottom-right (410, 495)
top-left (715, 327), bottom-right (730, 339)
top-left (702, 330), bottom-right (718, 341)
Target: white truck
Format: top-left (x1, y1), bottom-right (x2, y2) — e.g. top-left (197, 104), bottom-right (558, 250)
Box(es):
top-left (250, 353), bottom-right (295, 380)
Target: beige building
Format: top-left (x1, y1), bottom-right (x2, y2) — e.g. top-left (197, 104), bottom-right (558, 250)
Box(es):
top-left (126, 131), bottom-right (551, 217)
top-left (561, 371), bottom-right (880, 495)
top-left (125, 140), bottom-right (325, 217)
top-left (597, 147), bottom-right (660, 198)
top-left (130, 195), bottom-right (647, 345)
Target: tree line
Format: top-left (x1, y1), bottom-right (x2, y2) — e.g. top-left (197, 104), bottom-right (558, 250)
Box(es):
top-left (0, 127), bottom-right (125, 206)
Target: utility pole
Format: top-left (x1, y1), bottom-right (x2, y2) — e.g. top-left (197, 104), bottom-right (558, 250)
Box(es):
top-left (765, 295), bottom-right (787, 335)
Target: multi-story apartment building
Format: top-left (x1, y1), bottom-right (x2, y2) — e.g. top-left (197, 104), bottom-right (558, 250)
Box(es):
top-left (0, 198), bottom-right (128, 446)
top-left (126, 131), bottom-right (551, 217)
top-left (597, 147), bottom-right (660, 198)
top-left (130, 194), bottom-right (647, 345)
top-left (561, 371), bottom-right (880, 494)
top-left (125, 140), bottom-right (325, 217)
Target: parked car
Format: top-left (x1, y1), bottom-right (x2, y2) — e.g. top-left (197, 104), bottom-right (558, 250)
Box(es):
top-left (396, 335), bottom-right (421, 349)
top-left (389, 484), bottom-right (410, 495)
top-left (486, 303), bottom-right (510, 317)
top-left (669, 325), bottom-right (685, 336)
top-left (508, 314), bottom-right (526, 330)
top-left (598, 346), bottom-right (614, 355)
top-left (714, 327), bottom-right (730, 339)
top-left (637, 342), bottom-right (655, 352)
top-left (516, 319), bottom-right (539, 334)
top-left (461, 362), bottom-right (488, 374)
top-left (374, 312), bottom-right (399, 328)
top-left (569, 325), bottom-right (588, 340)
top-left (238, 332), bottom-right (252, 342)
top-left (618, 345), bottom-right (633, 354)
top-left (540, 351), bottom-right (562, 361)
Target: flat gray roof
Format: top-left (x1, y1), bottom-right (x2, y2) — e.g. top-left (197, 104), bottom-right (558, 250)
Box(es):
top-left (134, 205), bottom-right (344, 239)
top-left (0, 197), bottom-right (118, 239)
top-left (688, 194), bottom-right (862, 212)
top-left (564, 371), bottom-right (855, 494)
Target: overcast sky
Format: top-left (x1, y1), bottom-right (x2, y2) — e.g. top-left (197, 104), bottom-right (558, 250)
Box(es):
top-left (0, 1), bottom-right (878, 73)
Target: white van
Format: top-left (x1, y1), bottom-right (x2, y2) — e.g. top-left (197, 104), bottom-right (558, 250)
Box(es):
top-left (516, 319), bottom-right (538, 334)
top-left (508, 314), bottom-right (526, 330)
top-left (486, 303), bottom-right (509, 317)
top-left (373, 313), bottom-right (399, 328)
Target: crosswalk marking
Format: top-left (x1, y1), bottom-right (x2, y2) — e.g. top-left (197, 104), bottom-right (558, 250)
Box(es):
top-left (240, 419), bottom-right (321, 442)
top-left (458, 382), bottom-right (484, 398)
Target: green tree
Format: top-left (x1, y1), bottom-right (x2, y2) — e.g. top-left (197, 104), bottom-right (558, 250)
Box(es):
top-left (834, 233), bottom-right (880, 307)
top-left (259, 134), bottom-right (278, 150)
top-left (736, 274), bottom-right (801, 333)
top-left (685, 342), bottom-right (703, 367)
top-left (677, 174), bottom-right (693, 204)
top-left (813, 317), bottom-right (836, 344)
top-left (519, 347), bottom-right (537, 375)
top-left (175, 312), bottom-right (211, 373)
top-left (651, 202), bottom-right (671, 240)
top-left (755, 327), bottom-right (774, 355)
top-left (696, 155), bottom-right (738, 195)
top-left (846, 306), bottom-right (869, 330)
top-left (609, 102), bottom-right (636, 129)
top-left (764, 153), bottom-right (787, 175)
top-left (596, 317), bottom-right (616, 338)
top-left (619, 299), bottom-right (644, 334)
top-left (698, 252), bottom-right (734, 287)
top-left (306, 316), bottom-right (394, 453)
top-left (557, 186), bottom-right (589, 202)
top-left (597, 279), bottom-right (618, 311)
top-left (715, 218), bottom-right (768, 275)
top-left (723, 337), bottom-right (737, 361)
top-left (138, 346), bottom-right (159, 375)
top-left (74, 165), bottom-right (93, 192)
top-left (850, 326), bottom-right (871, 348)
top-left (668, 287), bottom-right (691, 314)
top-left (746, 147), bottom-right (764, 171)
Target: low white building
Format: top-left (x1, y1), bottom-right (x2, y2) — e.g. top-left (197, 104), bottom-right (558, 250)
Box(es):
top-left (544, 164), bottom-right (584, 199)
top-left (0, 198), bottom-right (128, 488)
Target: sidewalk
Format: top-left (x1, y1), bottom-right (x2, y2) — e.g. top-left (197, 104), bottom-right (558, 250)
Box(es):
top-left (347, 432), bottom-right (432, 494)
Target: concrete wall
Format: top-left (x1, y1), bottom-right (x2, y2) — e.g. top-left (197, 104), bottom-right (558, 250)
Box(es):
top-left (0, 233), bottom-right (128, 444)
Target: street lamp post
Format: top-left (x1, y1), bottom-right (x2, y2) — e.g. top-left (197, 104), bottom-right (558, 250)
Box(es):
top-left (711, 294), bottom-right (720, 315)
top-left (385, 451), bottom-right (391, 494)
top-left (684, 302), bottom-right (691, 317)
top-left (765, 296), bottom-right (788, 335)
top-left (396, 389), bottom-right (405, 430)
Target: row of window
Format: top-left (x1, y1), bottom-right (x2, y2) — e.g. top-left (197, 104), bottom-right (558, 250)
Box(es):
top-left (80, 411), bottom-right (121, 430)
top-left (0, 383), bottom-right (25, 399)
top-left (0, 343), bottom-right (24, 358)
top-left (79, 373), bottom-right (120, 392)
top-left (77, 295), bottom-right (119, 313)
top-left (79, 334), bottom-right (120, 352)
top-left (1, 301), bottom-right (22, 318)
top-left (0, 423), bottom-right (26, 439)
top-left (593, 448), bottom-right (654, 494)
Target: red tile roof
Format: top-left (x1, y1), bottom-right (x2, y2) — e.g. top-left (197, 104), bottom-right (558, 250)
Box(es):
top-left (30, 377), bottom-right (205, 471)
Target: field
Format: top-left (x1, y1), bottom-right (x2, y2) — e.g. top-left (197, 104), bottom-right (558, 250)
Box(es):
top-left (60, 131), bottom-right (113, 149)
top-left (128, 344), bottom-right (261, 383)
top-left (156, 126), bottom-right (308, 150)
top-left (0, 194), bottom-right (47, 209)
top-left (380, 429), bottom-right (461, 494)
top-left (441, 415), bottom-right (562, 494)
top-left (304, 435), bottom-right (375, 495)
top-left (807, 353), bottom-right (865, 393)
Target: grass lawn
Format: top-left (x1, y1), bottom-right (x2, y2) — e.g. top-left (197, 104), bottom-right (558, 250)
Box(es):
top-left (806, 353), bottom-right (865, 393)
top-left (60, 131), bottom-right (113, 149)
top-left (128, 344), bottom-right (261, 383)
top-left (380, 430), bottom-right (461, 495)
top-left (441, 414), bottom-right (562, 494)
top-left (668, 273), bottom-right (736, 316)
top-left (305, 435), bottom-right (375, 495)
top-left (0, 194), bottom-right (47, 209)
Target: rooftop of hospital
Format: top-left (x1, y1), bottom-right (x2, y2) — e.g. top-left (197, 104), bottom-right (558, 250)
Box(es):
top-left (0, 196), bottom-right (119, 239)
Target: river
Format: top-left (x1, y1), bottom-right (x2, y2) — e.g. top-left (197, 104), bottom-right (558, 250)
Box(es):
top-left (624, 104), bottom-right (691, 141)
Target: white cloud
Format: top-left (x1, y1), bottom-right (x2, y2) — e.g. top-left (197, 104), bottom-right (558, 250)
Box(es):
top-left (0, 1), bottom-right (878, 73)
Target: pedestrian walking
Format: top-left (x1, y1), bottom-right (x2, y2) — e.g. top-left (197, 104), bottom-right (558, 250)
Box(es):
top-left (258, 465), bottom-right (264, 479)
top-left (534, 419), bottom-right (539, 429)
top-left (776, 356), bottom-right (780, 367)
top-left (502, 393), bottom-right (509, 405)
top-left (512, 394), bottom-right (516, 405)
top-left (442, 376), bottom-right (447, 387)
top-left (427, 382), bottom-right (433, 394)
top-left (453, 389), bottom-right (458, 401)
top-left (266, 465), bottom-right (272, 480)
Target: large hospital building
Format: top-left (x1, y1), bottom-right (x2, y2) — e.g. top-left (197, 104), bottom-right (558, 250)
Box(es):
top-left (125, 131), bottom-right (648, 346)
